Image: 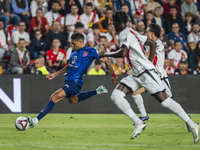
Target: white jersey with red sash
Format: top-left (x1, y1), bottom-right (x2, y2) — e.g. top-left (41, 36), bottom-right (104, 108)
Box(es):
top-left (165, 66), bottom-right (174, 75)
top-left (129, 0), bottom-right (146, 16)
top-left (66, 14), bottom-right (81, 31)
top-left (44, 10), bottom-right (64, 26)
top-left (80, 12), bottom-right (99, 31)
top-left (168, 49), bottom-right (188, 67)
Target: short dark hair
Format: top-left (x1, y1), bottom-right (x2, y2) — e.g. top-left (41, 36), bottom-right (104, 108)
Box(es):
top-left (147, 10), bottom-right (154, 15)
top-left (75, 22), bottom-right (84, 28)
top-left (94, 60), bottom-right (102, 65)
top-left (193, 23), bottom-right (200, 27)
top-left (99, 36), bottom-right (107, 41)
top-left (0, 19), bottom-right (3, 23)
top-left (52, 0), bottom-right (60, 6)
top-left (92, 23), bottom-right (100, 29)
top-left (71, 33), bottom-right (84, 41)
top-left (106, 7), bottom-right (113, 12)
top-left (71, 4), bottom-right (78, 8)
top-left (18, 21), bottom-right (25, 25)
top-left (148, 23), bottom-right (161, 38)
top-left (36, 8), bottom-right (43, 12)
top-left (19, 38), bottom-right (26, 43)
top-left (172, 22), bottom-right (179, 27)
top-left (121, 3), bottom-right (128, 9)
top-left (35, 29), bottom-right (42, 34)
top-left (170, 6), bottom-right (177, 10)
top-left (53, 38), bottom-right (60, 42)
top-left (113, 11), bottom-right (127, 25)
top-left (174, 40), bottom-right (182, 45)
top-left (86, 2), bottom-right (93, 7)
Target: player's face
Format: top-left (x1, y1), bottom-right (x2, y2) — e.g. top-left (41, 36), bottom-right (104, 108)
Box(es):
top-left (71, 39), bottom-right (83, 50)
top-left (146, 28), bottom-right (153, 39)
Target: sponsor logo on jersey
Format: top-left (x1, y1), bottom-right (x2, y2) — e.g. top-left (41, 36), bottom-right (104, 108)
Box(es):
top-left (83, 51), bottom-right (88, 57)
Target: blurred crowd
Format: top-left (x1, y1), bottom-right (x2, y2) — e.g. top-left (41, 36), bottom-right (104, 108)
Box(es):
top-left (0, 0), bottom-right (200, 75)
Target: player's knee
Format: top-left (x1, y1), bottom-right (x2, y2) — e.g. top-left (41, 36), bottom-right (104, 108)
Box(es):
top-left (50, 93), bottom-right (59, 103)
top-left (111, 89), bottom-right (125, 102)
top-left (68, 97), bottom-right (79, 104)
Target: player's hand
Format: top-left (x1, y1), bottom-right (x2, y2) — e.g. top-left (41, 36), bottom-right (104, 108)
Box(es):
top-left (46, 74), bottom-right (55, 80)
top-left (98, 51), bottom-right (105, 58)
top-left (112, 76), bottom-right (118, 84)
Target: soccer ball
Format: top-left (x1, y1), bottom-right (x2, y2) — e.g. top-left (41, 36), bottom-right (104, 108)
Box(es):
top-left (15, 116), bottom-right (30, 131)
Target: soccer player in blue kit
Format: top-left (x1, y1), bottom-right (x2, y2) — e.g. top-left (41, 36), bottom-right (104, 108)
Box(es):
top-left (28, 33), bottom-right (118, 128)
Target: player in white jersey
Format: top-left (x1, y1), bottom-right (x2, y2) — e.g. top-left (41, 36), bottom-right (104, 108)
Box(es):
top-left (99, 12), bottom-right (199, 143)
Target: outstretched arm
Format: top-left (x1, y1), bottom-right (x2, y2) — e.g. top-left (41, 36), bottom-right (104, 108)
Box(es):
top-left (144, 38), bottom-right (157, 62)
top-left (99, 45), bottom-right (128, 58)
top-left (100, 58), bottom-right (118, 84)
top-left (46, 65), bottom-right (68, 80)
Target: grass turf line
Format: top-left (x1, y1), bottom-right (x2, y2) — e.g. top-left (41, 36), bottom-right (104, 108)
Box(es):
top-left (0, 114), bottom-right (200, 150)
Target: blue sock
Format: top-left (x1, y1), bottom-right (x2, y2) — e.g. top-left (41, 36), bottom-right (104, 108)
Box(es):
top-left (36, 100), bottom-right (55, 121)
top-left (78, 90), bottom-right (97, 102)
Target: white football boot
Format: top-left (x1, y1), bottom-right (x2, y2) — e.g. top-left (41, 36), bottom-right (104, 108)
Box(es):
top-left (28, 116), bottom-right (38, 128)
top-left (130, 122), bottom-right (147, 140)
top-left (191, 123), bottom-right (199, 143)
top-left (96, 85), bottom-right (108, 95)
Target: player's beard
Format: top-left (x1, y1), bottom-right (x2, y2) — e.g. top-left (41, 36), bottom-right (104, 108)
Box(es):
top-left (52, 9), bottom-right (58, 13)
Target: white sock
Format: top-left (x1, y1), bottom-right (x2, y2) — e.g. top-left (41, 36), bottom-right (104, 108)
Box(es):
top-left (34, 118), bottom-right (39, 124)
top-left (111, 89), bottom-right (142, 125)
top-left (132, 94), bottom-right (147, 117)
top-left (161, 97), bottom-right (195, 128)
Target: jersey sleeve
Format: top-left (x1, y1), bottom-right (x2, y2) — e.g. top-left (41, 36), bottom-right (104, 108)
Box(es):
top-left (92, 48), bottom-right (100, 60)
top-left (119, 33), bottom-right (130, 48)
top-left (187, 33), bottom-right (194, 43)
top-left (168, 50), bottom-right (175, 60)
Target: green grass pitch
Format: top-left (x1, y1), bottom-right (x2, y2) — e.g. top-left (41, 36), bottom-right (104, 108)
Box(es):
top-left (0, 114), bottom-right (200, 150)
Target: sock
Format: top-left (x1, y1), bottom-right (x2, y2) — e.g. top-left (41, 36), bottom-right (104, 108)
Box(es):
top-left (111, 89), bottom-right (142, 125)
top-left (36, 100), bottom-right (55, 121)
top-left (161, 97), bottom-right (195, 128)
top-left (132, 94), bottom-right (147, 117)
top-left (78, 90), bottom-right (97, 102)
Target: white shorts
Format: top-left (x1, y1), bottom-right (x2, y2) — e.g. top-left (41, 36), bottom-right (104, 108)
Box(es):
top-left (120, 69), bottom-right (165, 95)
top-left (161, 76), bottom-right (173, 98)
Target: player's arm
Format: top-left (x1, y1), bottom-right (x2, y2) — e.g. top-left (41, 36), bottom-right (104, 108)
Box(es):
top-left (99, 58), bottom-right (118, 84)
top-left (144, 38), bottom-right (157, 62)
top-left (99, 45), bottom-right (128, 58)
top-left (46, 65), bottom-right (69, 80)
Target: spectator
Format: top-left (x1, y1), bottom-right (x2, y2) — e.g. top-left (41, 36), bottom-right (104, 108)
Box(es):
top-left (129, 0), bottom-right (147, 21)
top-left (189, 41), bottom-right (200, 69)
top-left (113, 0), bottom-right (132, 16)
top-left (121, 3), bottom-right (136, 30)
top-left (191, 61), bottom-right (200, 74)
top-left (58, 0), bottom-right (67, 16)
top-left (30, 0), bottom-right (48, 17)
top-left (30, 29), bottom-right (46, 58)
top-left (31, 55), bottom-right (50, 75)
top-left (28, 8), bottom-right (49, 38)
top-left (68, 22), bottom-right (87, 44)
top-left (154, 6), bottom-right (166, 30)
top-left (163, 0), bottom-right (180, 17)
top-left (168, 40), bottom-right (188, 70)
top-left (0, 0), bottom-right (19, 29)
top-left (44, 1), bottom-right (64, 31)
top-left (87, 59), bottom-right (106, 75)
top-left (147, 0), bottom-right (162, 13)
top-left (142, 11), bottom-right (156, 29)
top-left (165, 6), bottom-right (184, 34)
top-left (112, 58), bottom-right (131, 75)
top-left (168, 23), bottom-right (189, 51)
top-left (174, 59), bottom-right (190, 75)
top-left (12, 21), bottom-right (30, 47)
top-left (65, 4), bottom-right (81, 32)
top-left (12, 0), bottom-right (30, 29)
top-left (187, 23), bottom-right (200, 51)
top-left (181, 0), bottom-right (198, 20)
top-left (98, 0), bottom-right (113, 13)
top-left (83, 0), bottom-right (104, 17)
top-left (65, 0), bottom-right (83, 15)
top-left (45, 21), bottom-right (67, 50)
top-left (80, 2), bottom-right (99, 34)
top-left (87, 23), bottom-right (103, 48)
top-left (0, 20), bottom-right (11, 63)
top-left (137, 21), bottom-right (146, 35)
top-left (46, 38), bottom-right (67, 72)
top-left (7, 38), bottom-right (30, 74)
top-left (164, 57), bottom-right (174, 75)
top-left (183, 12), bottom-right (194, 36)
top-left (99, 7), bottom-right (113, 33)
top-left (104, 24), bottom-right (119, 51)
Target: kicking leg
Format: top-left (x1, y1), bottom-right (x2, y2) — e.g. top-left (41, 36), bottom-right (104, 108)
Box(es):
top-left (111, 84), bottom-right (147, 140)
top-left (28, 88), bottom-right (66, 128)
top-left (154, 91), bottom-right (199, 143)
top-left (132, 87), bottom-right (149, 121)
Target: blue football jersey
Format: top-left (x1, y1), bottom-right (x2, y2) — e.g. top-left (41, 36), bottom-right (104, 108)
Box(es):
top-left (64, 46), bottom-right (100, 87)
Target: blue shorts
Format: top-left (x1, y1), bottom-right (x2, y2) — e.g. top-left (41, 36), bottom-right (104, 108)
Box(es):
top-left (62, 82), bottom-right (81, 98)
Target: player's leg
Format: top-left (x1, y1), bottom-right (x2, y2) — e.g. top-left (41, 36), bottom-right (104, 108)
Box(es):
top-left (68, 85), bottom-right (108, 104)
top-left (110, 75), bottom-right (147, 139)
top-left (132, 88), bottom-right (149, 121)
top-left (28, 88), bottom-right (66, 128)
